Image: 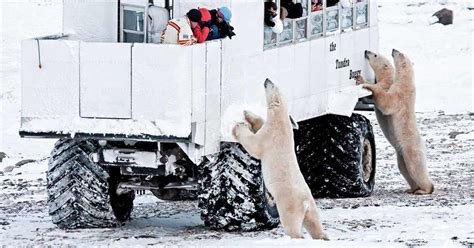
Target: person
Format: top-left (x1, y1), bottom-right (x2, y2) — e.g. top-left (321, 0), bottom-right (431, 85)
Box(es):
top-left (311, 0), bottom-right (322, 12)
top-left (161, 9), bottom-right (201, 45)
top-left (327, 0), bottom-right (339, 7)
top-left (207, 7), bottom-right (235, 41)
top-left (147, 5), bottom-right (170, 43)
top-left (192, 8), bottom-right (212, 43)
top-left (281, 0), bottom-right (303, 18)
top-left (264, 2), bottom-right (287, 34)
top-left (326, 0), bottom-right (351, 8)
top-left (280, 7), bottom-right (289, 21)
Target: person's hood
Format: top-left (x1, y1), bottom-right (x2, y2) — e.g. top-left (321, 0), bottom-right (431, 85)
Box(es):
top-left (199, 8), bottom-right (211, 22)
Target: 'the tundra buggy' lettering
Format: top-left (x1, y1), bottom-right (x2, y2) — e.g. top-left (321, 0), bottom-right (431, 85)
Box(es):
top-left (336, 58), bottom-right (350, 69)
top-left (349, 69), bottom-right (361, 79)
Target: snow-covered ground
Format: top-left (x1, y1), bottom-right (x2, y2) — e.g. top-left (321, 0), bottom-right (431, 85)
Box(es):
top-left (1, 0), bottom-right (473, 247)
top-left (0, 112), bottom-right (472, 247)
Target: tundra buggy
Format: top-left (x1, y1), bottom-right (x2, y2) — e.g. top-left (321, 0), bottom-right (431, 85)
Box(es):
top-left (21, 0), bottom-right (378, 230)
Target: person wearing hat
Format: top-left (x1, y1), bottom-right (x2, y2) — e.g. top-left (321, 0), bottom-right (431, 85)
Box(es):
top-left (213, 6), bottom-right (232, 24)
top-left (207, 6), bottom-right (235, 41)
top-left (161, 9), bottom-right (201, 45)
top-left (264, 1), bottom-right (285, 34)
top-left (192, 8), bottom-right (212, 43)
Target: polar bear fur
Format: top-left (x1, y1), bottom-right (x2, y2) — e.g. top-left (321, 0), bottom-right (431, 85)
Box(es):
top-left (356, 49), bottom-right (434, 194)
top-left (362, 51), bottom-right (397, 148)
top-left (232, 79), bottom-right (328, 239)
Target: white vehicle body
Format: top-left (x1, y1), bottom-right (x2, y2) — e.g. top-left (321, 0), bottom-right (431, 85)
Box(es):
top-left (20, 0), bottom-right (378, 163)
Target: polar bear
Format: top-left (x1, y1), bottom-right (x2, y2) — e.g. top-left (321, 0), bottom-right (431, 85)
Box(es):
top-left (232, 79), bottom-right (329, 240)
top-left (362, 51), bottom-right (397, 148)
top-left (356, 49), bottom-right (434, 194)
top-left (361, 50), bottom-right (409, 188)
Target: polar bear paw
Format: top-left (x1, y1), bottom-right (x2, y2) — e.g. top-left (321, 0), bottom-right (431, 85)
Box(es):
top-left (355, 75), bottom-right (366, 85)
top-left (232, 122), bottom-right (250, 139)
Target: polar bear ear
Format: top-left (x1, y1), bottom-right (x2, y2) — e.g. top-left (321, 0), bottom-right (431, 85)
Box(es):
top-left (289, 115), bottom-right (299, 130)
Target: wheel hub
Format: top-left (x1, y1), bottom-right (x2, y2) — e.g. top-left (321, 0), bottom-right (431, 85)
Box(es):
top-left (361, 138), bottom-right (373, 182)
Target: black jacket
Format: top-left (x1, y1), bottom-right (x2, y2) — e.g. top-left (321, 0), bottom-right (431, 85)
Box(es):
top-left (281, 0), bottom-right (303, 18)
top-left (209, 9), bottom-right (236, 39)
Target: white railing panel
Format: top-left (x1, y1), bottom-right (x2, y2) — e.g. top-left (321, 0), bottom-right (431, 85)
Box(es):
top-left (21, 39), bottom-right (79, 119)
top-left (204, 41), bottom-right (222, 154)
top-left (80, 42), bottom-right (132, 119)
top-left (132, 43), bottom-right (194, 137)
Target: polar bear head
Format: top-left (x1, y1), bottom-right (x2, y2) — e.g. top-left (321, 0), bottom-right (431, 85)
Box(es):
top-left (264, 78), bottom-right (286, 110)
top-left (392, 49), bottom-right (413, 77)
top-left (364, 50), bottom-right (395, 89)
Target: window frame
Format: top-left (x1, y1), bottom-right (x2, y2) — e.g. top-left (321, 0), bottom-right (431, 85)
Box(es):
top-left (120, 4), bottom-right (149, 43)
top-left (119, 0), bottom-right (174, 43)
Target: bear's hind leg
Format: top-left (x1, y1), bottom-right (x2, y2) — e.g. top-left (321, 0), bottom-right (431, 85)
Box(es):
top-left (401, 147), bottom-right (434, 194)
top-left (397, 152), bottom-right (419, 193)
top-left (303, 200), bottom-right (329, 240)
top-left (278, 202), bottom-right (306, 239)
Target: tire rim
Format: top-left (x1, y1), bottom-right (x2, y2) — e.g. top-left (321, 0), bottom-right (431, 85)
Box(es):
top-left (361, 138), bottom-right (373, 183)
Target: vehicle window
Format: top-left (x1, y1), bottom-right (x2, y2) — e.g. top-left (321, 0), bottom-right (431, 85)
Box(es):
top-left (294, 0), bottom-right (309, 41)
top-left (279, 19), bottom-right (293, 44)
top-left (341, 3), bottom-right (353, 30)
top-left (120, 0), bottom-right (173, 43)
top-left (355, 0), bottom-right (368, 27)
top-left (122, 6), bottom-right (146, 43)
top-left (326, 5), bottom-right (339, 32)
top-left (264, 0), bottom-right (370, 50)
top-left (311, 2), bottom-right (323, 36)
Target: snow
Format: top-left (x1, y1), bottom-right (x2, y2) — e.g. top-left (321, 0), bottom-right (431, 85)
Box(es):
top-left (1, 0), bottom-right (473, 246)
top-left (377, 0), bottom-right (473, 114)
top-left (456, 132), bottom-right (474, 141)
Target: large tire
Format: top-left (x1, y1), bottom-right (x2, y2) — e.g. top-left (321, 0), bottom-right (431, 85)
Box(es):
top-left (198, 143), bottom-right (279, 231)
top-left (47, 138), bottom-right (135, 229)
top-left (295, 113), bottom-right (376, 198)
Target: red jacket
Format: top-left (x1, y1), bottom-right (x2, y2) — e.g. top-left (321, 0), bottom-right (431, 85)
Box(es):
top-left (193, 8), bottom-right (211, 43)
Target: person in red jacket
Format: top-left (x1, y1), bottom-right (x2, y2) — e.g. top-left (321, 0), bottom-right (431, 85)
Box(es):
top-left (192, 8), bottom-right (212, 43)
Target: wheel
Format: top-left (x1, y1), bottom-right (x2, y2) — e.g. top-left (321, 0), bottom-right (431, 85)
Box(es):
top-left (295, 113), bottom-right (376, 198)
top-left (47, 138), bottom-right (135, 229)
top-left (198, 143), bottom-right (279, 231)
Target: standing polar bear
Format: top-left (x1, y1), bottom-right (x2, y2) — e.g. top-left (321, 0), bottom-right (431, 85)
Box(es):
top-left (356, 49), bottom-right (434, 194)
top-left (232, 79), bottom-right (328, 240)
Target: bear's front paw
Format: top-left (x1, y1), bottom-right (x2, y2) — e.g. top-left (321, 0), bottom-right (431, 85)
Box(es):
top-left (355, 75), bottom-right (365, 85)
top-left (243, 110), bottom-right (252, 121)
top-left (232, 122), bottom-right (249, 138)
top-left (360, 83), bottom-right (374, 91)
